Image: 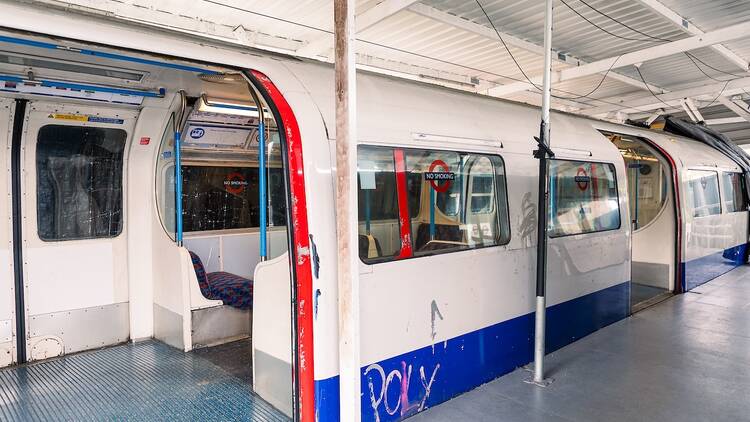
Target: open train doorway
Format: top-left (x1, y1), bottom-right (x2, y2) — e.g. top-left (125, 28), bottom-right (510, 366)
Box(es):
top-left (604, 132), bottom-right (676, 312)
top-left (0, 29), bottom-right (302, 418)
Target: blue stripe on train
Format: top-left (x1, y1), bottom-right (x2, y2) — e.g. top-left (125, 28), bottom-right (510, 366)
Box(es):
top-left (314, 281), bottom-right (630, 422)
top-left (681, 243), bottom-right (748, 291)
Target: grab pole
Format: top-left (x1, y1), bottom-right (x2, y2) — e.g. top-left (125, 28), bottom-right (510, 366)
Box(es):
top-left (247, 86), bottom-right (268, 262)
top-left (174, 90), bottom-right (187, 247)
top-left (259, 119), bottom-right (267, 261)
top-left (531, 0), bottom-right (554, 386)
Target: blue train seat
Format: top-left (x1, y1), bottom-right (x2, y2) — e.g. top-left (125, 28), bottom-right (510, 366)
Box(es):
top-left (189, 251), bottom-right (254, 310)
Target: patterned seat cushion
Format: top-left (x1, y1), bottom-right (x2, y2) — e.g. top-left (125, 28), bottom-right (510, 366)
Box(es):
top-left (207, 272), bottom-right (254, 310)
top-left (189, 251), bottom-right (254, 310)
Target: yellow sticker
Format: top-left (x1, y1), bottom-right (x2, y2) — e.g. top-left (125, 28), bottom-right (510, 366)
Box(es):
top-left (49, 113), bottom-right (88, 122)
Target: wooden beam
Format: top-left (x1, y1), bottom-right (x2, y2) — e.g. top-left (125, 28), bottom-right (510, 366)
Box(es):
top-left (299, 0), bottom-right (420, 57)
top-left (334, 0), bottom-right (361, 420)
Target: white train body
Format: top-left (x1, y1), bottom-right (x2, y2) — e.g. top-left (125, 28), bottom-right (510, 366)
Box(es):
top-left (0, 7), bottom-right (747, 421)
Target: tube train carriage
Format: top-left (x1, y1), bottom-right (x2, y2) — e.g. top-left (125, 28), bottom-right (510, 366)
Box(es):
top-left (0, 22), bottom-right (748, 422)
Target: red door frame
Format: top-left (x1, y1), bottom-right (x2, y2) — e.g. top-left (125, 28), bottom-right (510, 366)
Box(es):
top-left (247, 70), bottom-right (315, 422)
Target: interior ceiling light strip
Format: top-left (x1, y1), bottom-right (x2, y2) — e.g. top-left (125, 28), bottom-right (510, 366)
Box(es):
top-left (0, 74), bottom-right (164, 99)
top-left (0, 34), bottom-right (219, 74)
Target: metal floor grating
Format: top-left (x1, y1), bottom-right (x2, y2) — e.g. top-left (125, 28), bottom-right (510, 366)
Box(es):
top-left (0, 340), bottom-right (290, 421)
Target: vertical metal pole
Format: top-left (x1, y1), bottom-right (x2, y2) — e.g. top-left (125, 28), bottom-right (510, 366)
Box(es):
top-left (175, 132), bottom-right (184, 246)
top-left (259, 120), bottom-right (268, 261)
top-left (429, 188), bottom-right (436, 240)
top-left (533, 0), bottom-right (553, 385)
top-left (335, 0), bottom-right (361, 420)
top-left (174, 91), bottom-right (186, 247)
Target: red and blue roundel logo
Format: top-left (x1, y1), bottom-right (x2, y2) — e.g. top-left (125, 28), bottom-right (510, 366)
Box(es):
top-left (224, 172), bottom-right (248, 194)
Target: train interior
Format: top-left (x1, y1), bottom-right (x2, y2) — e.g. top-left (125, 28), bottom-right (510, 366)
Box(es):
top-left (357, 146), bottom-right (510, 261)
top-left (605, 132), bottom-right (676, 311)
top-left (0, 33), bottom-right (294, 416)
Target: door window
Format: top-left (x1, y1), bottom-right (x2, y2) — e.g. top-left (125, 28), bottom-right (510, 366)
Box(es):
top-left (36, 125), bottom-right (126, 241)
top-left (685, 170), bottom-right (721, 217)
top-left (549, 160), bottom-right (621, 237)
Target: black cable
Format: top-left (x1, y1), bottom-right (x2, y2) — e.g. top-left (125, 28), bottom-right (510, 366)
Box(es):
top-left (575, 0), bottom-right (673, 43)
top-left (563, 0), bottom-right (750, 112)
top-left (474, 0), bottom-right (540, 88)
top-left (634, 66), bottom-right (674, 109)
top-left (475, 0), bottom-right (625, 101)
top-left (559, 0), bottom-right (663, 43)
top-left (205, 0), bottom-right (659, 111)
top-left (704, 80), bottom-right (732, 109)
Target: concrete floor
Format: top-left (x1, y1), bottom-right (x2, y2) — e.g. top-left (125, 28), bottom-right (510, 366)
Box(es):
top-left (410, 265), bottom-right (750, 422)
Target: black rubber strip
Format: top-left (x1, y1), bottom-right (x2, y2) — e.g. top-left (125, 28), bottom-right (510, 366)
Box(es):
top-left (11, 99), bottom-right (27, 364)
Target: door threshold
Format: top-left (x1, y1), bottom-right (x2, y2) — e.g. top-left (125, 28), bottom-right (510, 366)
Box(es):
top-left (631, 291), bottom-right (673, 313)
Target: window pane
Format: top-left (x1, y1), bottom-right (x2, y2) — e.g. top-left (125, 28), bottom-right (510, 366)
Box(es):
top-left (549, 161), bottom-right (620, 237)
top-left (156, 116), bottom-right (176, 240)
top-left (36, 125), bottom-right (126, 241)
top-left (405, 149), bottom-right (509, 255)
top-left (182, 166), bottom-right (258, 232)
top-left (685, 170), bottom-right (721, 217)
top-left (722, 172), bottom-right (746, 213)
top-left (357, 146), bottom-right (402, 262)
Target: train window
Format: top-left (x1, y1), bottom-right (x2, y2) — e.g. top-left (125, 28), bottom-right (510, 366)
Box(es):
top-left (358, 146), bottom-right (403, 262)
top-left (181, 166), bottom-right (287, 232)
top-left (721, 172), bottom-right (747, 213)
top-left (404, 148), bottom-right (510, 255)
top-left (156, 115), bottom-right (176, 240)
top-left (36, 125), bottom-right (126, 241)
top-left (548, 160), bottom-right (620, 237)
top-left (685, 170), bottom-right (721, 218)
top-left (608, 135), bottom-right (668, 229)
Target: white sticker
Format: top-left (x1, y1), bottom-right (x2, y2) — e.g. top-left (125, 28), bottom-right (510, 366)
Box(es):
top-left (359, 160), bottom-right (377, 190)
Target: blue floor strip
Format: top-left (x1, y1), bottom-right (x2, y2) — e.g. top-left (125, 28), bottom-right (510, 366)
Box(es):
top-left (0, 340), bottom-right (288, 421)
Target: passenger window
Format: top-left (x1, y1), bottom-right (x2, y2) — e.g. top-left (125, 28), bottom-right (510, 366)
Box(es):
top-left (685, 170), bottom-right (721, 217)
top-left (721, 172), bottom-right (747, 213)
top-left (156, 115), bottom-right (176, 240)
top-left (357, 146), bottom-right (403, 262)
top-left (36, 125), bottom-right (126, 241)
top-left (180, 166), bottom-right (287, 232)
top-left (548, 160), bottom-right (620, 237)
top-left (406, 149), bottom-right (510, 254)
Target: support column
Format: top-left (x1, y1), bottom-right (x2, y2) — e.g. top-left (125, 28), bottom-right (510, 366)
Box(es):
top-left (334, 0), bottom-right (361, 420)
top-left (532, 0), bottom-right (554, 387)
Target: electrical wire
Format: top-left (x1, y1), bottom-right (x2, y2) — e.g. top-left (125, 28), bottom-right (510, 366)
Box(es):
top-left (559, 0), bottom-right (664, 43)
top-left (633, 66), bottom-right (674, 109)
top-left (574, 0), bottom-right (673, 43)
top-left (204, 0), bottom-right (656, 111)
top-left (474, 0), bottom-right (622, 101)
top-left (562, 0), bottom-right (750, 112)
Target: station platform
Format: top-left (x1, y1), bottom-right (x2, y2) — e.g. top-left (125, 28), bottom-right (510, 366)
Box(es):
top-left (411, 265), bottom-right (750, 422)
top-left (0, 338), bottom-right (288, 421)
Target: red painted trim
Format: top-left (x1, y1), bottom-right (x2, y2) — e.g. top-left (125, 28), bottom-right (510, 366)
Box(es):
top-left (249, 69), bottom-right (315, 421)
top-left (394, 149), bottom-right (414, 259)
top-left (644, 139), bottom-right (684, 294)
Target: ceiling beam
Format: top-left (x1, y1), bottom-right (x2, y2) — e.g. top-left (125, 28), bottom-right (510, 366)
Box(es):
top-left (488, 20), bottom-right (750, 97)
top-left (706, 117), bottom-right (746, 125)
top-left (634, 0), bottom-right (749, 71)
top-left (717, 96), bottom-right (750, 122)
top-left (581, 76), bottom-right (750, 115)
top-left (409, 3), bottom-right (666, 95)
top-left (296, 0), bottom-right (420, 57)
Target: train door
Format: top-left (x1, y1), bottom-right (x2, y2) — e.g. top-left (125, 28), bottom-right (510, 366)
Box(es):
top-left (15, 100), bottom-right (137, 362)
top-left (605, 132), bottom-right (676, 311)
